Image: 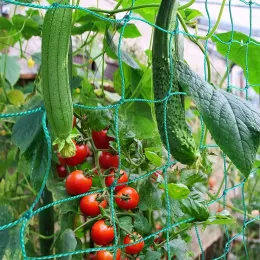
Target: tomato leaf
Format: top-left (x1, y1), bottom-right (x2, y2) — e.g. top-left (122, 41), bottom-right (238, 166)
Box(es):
top-left (134, 213), bottom-right (152, 235)
top-left (86, 106), bottom-right (113, 131)
top-left (204, 210), bottom-right (236, 225)
top-left (139, 180), bottom-right (162, 211)
top-left (163, 183), bottom-right (190, 200)
top-left (143, 250), bottom-right (162, 260)
top-left (118, 216), bottom-right (133, 236)
top-left (212, 31), bottom-right (260, 92)
top-left (180, 169), bottom-right (207, 188)
top-left (56, 229), bottom-right (77, 260)
top-left (177, 61), bottom-right (260, 177)
top-left (164, 237), bottom-right (192, 260)
top-left (178, 190), bottom-right (209, 221)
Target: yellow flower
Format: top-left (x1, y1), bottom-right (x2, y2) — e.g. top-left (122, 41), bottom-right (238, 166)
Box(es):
top-left (76, 88), bottom-right (81, 94)
top-left (28, 57), bottom-right (35, 68)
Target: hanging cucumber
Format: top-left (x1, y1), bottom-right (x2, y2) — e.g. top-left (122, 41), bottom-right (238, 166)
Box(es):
top-left (42, 3), bottom-right (75, 157)
top-left (152, 0), bottom-right (199, 165)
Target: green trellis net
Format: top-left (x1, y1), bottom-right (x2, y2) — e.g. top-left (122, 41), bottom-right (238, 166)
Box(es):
top-left (0, 0), bottom-right (260, 259)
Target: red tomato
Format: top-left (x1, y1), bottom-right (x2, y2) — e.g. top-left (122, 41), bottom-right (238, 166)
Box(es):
top-left (115, 187), bottom-right (139, 210)
top-left (56, 164), bottom-right (68, 178)
top-left (96, 249), bottom-right (121, 260)
top-left (80, 193), bottom-right (107, 217)
top-left (123, 233), bottom-right (144, 254)
top-left (64, 143), bottom-right (90, 166)
top-left (99, 152), bottom-right (119, 169)
top-left (151, 170), bottom-right (163, 182)
top-left (66, 170), bottom-right (92, 196)
top-left (91, 220), bottom-right (114, 245)
top-left (58, 153), bottom-right (66, 165)
top-left (86, 253), bottom-right (96, 260)
top-left (73, 117), bottom-right (77, 128)
top-left (105, 170), bottom-right (128, 192)
top-left (92, 130), bottom-right (114, 149)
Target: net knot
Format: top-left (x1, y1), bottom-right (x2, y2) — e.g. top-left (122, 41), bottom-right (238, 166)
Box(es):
top-left (23, 210), bottom-right (33, 220)
top-left (51, 2), bottom-right (59, 8)
top-left (123, 14), bottom-right (131, 23)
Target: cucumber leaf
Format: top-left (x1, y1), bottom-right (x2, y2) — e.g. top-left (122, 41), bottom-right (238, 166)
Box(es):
top-left (177, 61), bottom-right (260, 177)
top-left (180, 169), bottom-right (207, 188)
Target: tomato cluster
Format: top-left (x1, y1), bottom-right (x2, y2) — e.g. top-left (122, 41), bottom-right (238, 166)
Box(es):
top-left (54, 128), bottom-right (145, 258)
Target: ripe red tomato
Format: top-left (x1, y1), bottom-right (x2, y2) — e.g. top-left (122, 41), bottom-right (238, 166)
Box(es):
top-left (96, 249), bottom-right (121, 260)
top-left (92, 130), bottom-right (114, 149)
top-left (58, 153), bottom-right (66, 165)
top-left (66, 170), bottom-right (92, 196)
top-left (56, 164), bottom-right (68, 178)
top-left (80, 193), bottom-right (107, 217)
top-left (64, 143), bottom-right (90, 166)
top-left (105, 170), bottom-right (128, 192)
top-left (99, 152), bottom-right (119, 170)
top-left (115, 187), bottom-right (139, 210)
top-left (91, 219), bottom-right (114, 245)
top-left (99, 152), bottom-right (119, 169)
top-left (123, 233), bottom-right (144, 254)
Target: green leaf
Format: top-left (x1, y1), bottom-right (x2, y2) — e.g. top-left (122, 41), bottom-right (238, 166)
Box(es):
top-left (12, 14), bottom-right (41, 39)
top-left (72, 238), bottom-right (83, 260)
top-left (179, 8), bottom-right (203, 22)
top-left (204, 210), bottom-right (236, 225)
top-left (118, 216), bottom-right (133, 235)
top-left (134, 213), bottom-right (152, 235)
top-left (163, 183), bottom-right (190, 200)
top-left (144, 250), bottom-right (162, 260)
top-left (57, 229), bottom-right (77, 260)
top-left (212, 31), bottom-right (260, 92)
top-left (178, 190), bottom-right (209, 221)
top-left (180, 169), bottom-right (207, 188)
top-left (86, 106), bottom-right (113, 131)
top-left (145, 151), bottom-right (162, 166)
top-left (0, 55), bottom-right (20, 86)
top-left (139, 180), bottom-right (162, 211)
top-left (0, 205), bottom-right (21, 259)
top-left (164, 238), bottom-right (192, 260)
top-left (7, 89), bottom-right (25, 106)
top-left (12, 111), bottom-right (43, 153)
top-left (118, 23), bottom-right (142, 38)
top-left (0, 17), bottom-right (13, 30)
top-left (29, 133), bottom-right (49, 192)
top-left (177, 61), bottom-right (260, 177)
top-left (105, 31), bottom-right (140, 70)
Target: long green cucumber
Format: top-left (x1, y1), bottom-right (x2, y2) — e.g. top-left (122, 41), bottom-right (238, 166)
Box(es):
top-left (42, 4), bottom-right (75, 157)
top-left (152, 0), bottom-right (198, 165)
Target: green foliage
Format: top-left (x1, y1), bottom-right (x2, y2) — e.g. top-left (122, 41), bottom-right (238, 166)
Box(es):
top-left (0, 55), bottom-right (20, 86)
top-left (213, 31), bottom-right (260, 92)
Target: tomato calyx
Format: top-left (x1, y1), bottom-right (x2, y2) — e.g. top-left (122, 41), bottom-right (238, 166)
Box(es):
top-left (114, 193), bottom-right (130, 201)
top-left (95, 193), bottom-right (106, 203)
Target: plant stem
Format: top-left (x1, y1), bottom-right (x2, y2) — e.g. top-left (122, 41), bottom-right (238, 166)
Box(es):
top-left (177, 12), bottom-right (211, 82)
top-left (197, 0), bottom-right (227, 40)
top-left (248, 176), bottom-right (259, 205)
top-left (178, 0), bottom-right (196, 10)
top-left (73, 215), bottom-right (100, 233)
top-left (207, 192), bottom-right (260, 221)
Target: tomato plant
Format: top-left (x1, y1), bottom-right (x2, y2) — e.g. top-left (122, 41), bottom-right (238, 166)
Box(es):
top-left (99, 152), bottom-right (119, 169)
top-left (66, 170), bottom-right (92, 196)
top-left (1, 0), bottom-right (259, 259)
top-left (80, 193), bottom-right (107, 217)
top-left (123, 233), bottom-right (144, 254)
top-left (115, 187), bottom-right (139, 210)
top-left (56, 164), bottom-right (68, 178)
top-left (92, 129), bottom-right (114, 149)
top-left (91, 220), bottom-right (114, 245)
top-left (105, 170), bottom-right (128, 191)
top-left (64, 142), bottom-right (91, 166)
top-left (96, 249), bottom-right (121, 260)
